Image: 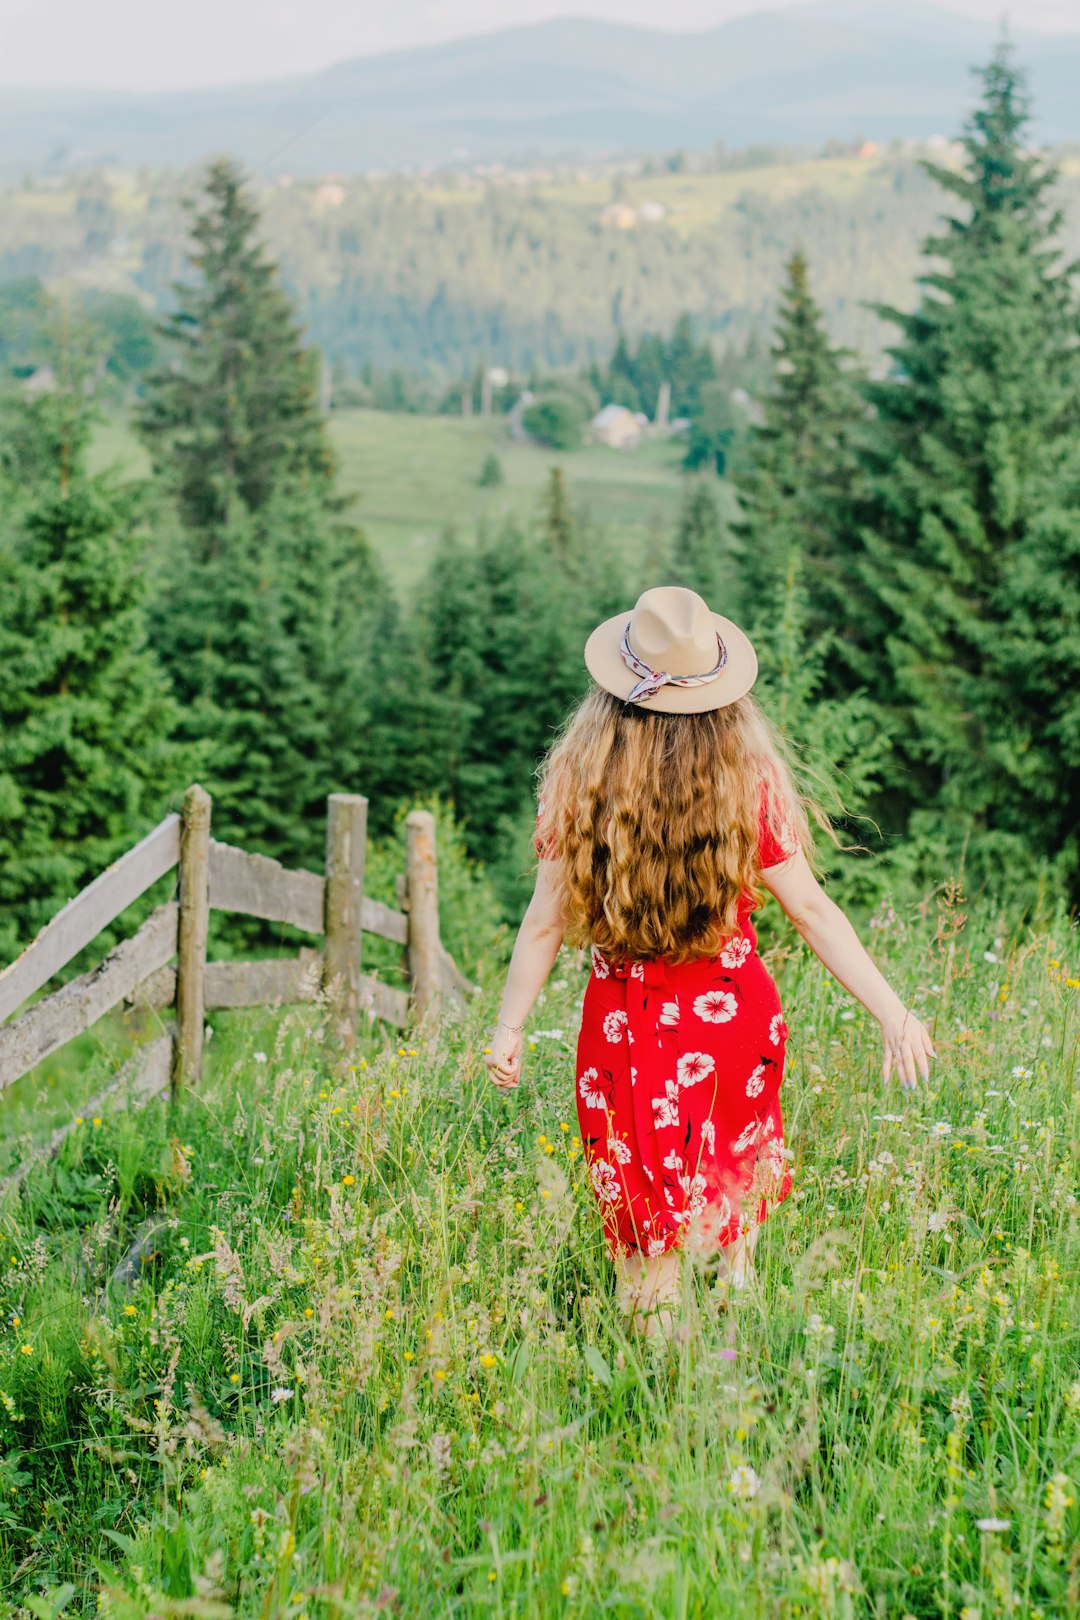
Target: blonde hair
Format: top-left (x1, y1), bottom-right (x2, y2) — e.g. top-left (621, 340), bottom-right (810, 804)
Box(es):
top-left (536, 686), bottom-right (825, 964)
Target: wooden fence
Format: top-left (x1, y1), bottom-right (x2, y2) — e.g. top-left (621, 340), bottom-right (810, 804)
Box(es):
top-left (0, 784), bottom-right (473, 1119)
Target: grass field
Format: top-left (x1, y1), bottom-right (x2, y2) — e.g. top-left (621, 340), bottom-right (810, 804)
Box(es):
top-left (87, 408), bottom-right (702, 592)
top-left (2, 875), bottom-right (1078, 1617)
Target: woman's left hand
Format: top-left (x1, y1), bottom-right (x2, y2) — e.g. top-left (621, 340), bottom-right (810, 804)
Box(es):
top-left (879, 1005), bottom-right (936, 1090)
top-left (486, 1027), bottom-right (523, 1090)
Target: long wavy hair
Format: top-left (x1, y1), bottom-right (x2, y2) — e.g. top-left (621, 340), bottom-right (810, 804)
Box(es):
top-left (535, 686), bottom-right (825, 963)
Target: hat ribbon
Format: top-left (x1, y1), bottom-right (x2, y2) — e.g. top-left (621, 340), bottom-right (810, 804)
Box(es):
top-left (620, 623), bottom-right (728, 704)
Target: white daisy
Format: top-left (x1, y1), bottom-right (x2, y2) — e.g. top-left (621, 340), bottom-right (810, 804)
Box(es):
top-left (677, 1051), bottom-right (715, 1088)
top-left (769, 1012), bottom-right (785, 1046)
top-left (651, 1079), bottom-right (681, 1128)
top-left (603, 1009), bottom-right (629, 1044)
top-left (578, 1067), bottom-right (608, 1109)
top-left (590, 1159), bottom-right (620, 1202)
top-left (694, 990), bottom-right (738, 1024)
top-left (609, 1136), bottom-right (633, 1164)
top-left (720, 936), bottom-right (752, 969)
top-left (590, 946), bottom-right (610, 979)
top-left (745, 1062), bottom-right (766, 1098)
top-left (659, 1000), bottom-right (680, 1028)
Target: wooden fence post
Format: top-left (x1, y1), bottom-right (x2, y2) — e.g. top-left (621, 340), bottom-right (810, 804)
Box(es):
top-left (173, 784), bottom-right (211, 1096)
top-left (324, 794), bottom-right (367, 1043)
top-left (405, 809), bottom-right (441, 1021)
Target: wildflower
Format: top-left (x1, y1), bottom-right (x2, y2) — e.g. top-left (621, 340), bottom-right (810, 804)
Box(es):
top-left (73, 1116), bottom-right (84, 1125)
top-left (1044, 1473), bottom-right (1074, 1550)
top-left (385, 1308), bottom-right (394, 1320)
top-left (1066, 978), bottom-right (1080, 989)
top-left (403, 1351), bottom-right (414, 1362)
top-left (727, 1465), bottom-right (761, 1501)
top-left (434, 1368), bottom-right (447, 1381)
top-left (975, 1517), bottom-right (1010, 1533)
top-left (983, 951), bottom-right (998, 963)
top-left (92, 1117), bottom-right (102, 1127)
top-left (342, 1174), bottom-right (355, 1186)
top-left (1011, 1065), bottom-right (1033, 1079)
top-left (930, 1121), bottom-right (952, 1137)
top-left (927, 1211), bottom-right (951, 1235)
top-left (123, 1304), bottom-right (137, 1317)
top-left (19, 1344), bottom-right (32, 1356)
top-left (479, 1353), bottom-right (497, 1368)
top-left (253, 1051), bottom-right (268, 1064)
top-left (304, 1307), bottom-right (314, 1319)
top-left (270, 1386), bottom-right (293, 1404)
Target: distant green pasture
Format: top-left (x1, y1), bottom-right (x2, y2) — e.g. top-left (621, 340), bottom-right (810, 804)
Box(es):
top-left (88, 406), bottom-right (723, 592)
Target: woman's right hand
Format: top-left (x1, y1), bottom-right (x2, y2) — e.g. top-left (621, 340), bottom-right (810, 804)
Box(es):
top-left (878, 1005), bottom-right (936, 1090)
top-left (486, 1025), bottom-right (523, 1090)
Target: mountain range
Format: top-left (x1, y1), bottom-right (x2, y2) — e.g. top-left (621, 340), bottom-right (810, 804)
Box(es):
top-left (2, 2), bottom-right (1078, 177)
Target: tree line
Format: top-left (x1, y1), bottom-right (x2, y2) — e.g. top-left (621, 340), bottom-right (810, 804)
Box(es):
top-left (1, 43), bottom-right (1076, 964)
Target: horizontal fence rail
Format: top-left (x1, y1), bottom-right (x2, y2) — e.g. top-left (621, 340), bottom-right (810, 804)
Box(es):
top-left (0, 785), bottom-right (475, 1106)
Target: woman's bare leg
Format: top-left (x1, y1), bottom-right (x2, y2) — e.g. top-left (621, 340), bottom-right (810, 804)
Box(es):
top-left (614, 1248), bottom-right (684, 1339)
top-left (714, 1221), bottom-right (760, 1290)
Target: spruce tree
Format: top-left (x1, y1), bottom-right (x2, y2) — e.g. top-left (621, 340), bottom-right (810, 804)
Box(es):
top-left (137, 157), bottom-right (334, 530)
top-left (0, 384), bottom-right (182, 964)
top-left (855, 44), bottom-right (1080, 871)
top-left (733, 251), bottom-right (865, 642)
top-left (671, 478), bottom-right (731, 606)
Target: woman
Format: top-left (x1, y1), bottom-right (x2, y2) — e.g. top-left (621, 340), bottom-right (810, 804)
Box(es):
top-left (485, 586), bottom-right (934, 1339)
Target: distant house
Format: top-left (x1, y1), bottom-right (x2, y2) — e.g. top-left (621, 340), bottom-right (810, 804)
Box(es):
top-left (590, 403), bottom-right (643, 449)
top-left (598, 203), bottom-right (637, 230)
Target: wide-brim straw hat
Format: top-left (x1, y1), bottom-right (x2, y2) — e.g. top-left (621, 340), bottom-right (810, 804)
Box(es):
top-left (584, 584), bottom-right (758, 714)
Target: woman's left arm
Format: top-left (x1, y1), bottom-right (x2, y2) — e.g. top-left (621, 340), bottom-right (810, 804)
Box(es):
top-left (485, 859), bottom-right (567, 1091)
top-left (760, 848), bottom-right (935, 1090)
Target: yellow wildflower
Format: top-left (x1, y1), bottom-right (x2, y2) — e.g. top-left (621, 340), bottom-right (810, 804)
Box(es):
top-left (342, 1174), bottom-right (355, 1186)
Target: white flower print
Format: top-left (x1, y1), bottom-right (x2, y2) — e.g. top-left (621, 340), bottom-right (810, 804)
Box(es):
top-left (762, 1114), bottom-right (775, 1138)
top-left (659, 1000), bottom-right (680, 1028)
top-left (629, 961), bottom-right (644, 980)
top-left (651, 1079), bottom-right (681, 1129)
top-left (664, 1187), bottom-right (675, 1206)
top-left (590, 1159), bottom-right (620, 1202)
top-left (677, 1051), bottom-right (715, 1088)
top-left (701, 1118), bottom-right (716, 1154)
top-left (603, 1009), bottom-right (629, 1044)
top-left (720, 936), bottom-right (752, 970)
top-left (732, 1119), bottom-right (763, 1155)
top-left (578, 1067), bottom-right (608, 1109)
top-left (609, 1135), bottom-right (633, 1165)
top-left (716, 1193), bottom-right (733, 1228)
top-left (679, 1170), bottom-right (708, 1216)
top-left (590, 945), bottom-right (610, 979)
top-left (769, 1012), bottom-right (785, 1046)
top-left (745, 1062), bottom-right (766, 1098)
top-left (647, 1235), bottom-right (668, 1257)
top-left (662, 1149), bottom-right (685, 1172)
top-left (694, 990), bottom-right (738, 1024)
top-left (629, 1065), bottom-right (638, 1087)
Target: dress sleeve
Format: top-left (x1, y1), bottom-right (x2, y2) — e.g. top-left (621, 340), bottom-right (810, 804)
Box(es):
top-left (756, 777), bottom-right (800, 871)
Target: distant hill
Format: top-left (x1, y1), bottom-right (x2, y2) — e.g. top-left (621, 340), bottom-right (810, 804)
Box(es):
top-left (1, 4), bottom-right (1078, 177)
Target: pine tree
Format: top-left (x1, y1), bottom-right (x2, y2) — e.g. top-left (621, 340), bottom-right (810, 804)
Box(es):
top-left (855, 44), bottom-right (1080, 872)
top-left (137, 158), bottom-right (334, 530)
top-left (670, 478), bottom-right (732, 606)
top-left (0, 383), bottom-right (183, 964)
top-left (733, 251), bottom-right (865, 642)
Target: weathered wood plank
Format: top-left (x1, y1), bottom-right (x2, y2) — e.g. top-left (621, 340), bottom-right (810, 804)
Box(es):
top-left (358, 974), bottom-right (409, 1028)
top-left (209, 840), bottom-right (325, 933)
top-left (0, 814), bottom-right (180, 1023)
top-left (204, 951), bottom-right (322, 1011)
top-left (362, 896), bottom-right (408, 947)
top-left (324, 794), bottom-right (368, 1043)
top-left (174, 786), bottom-right (211, 1093)
top-left (0, 907), bottom-right (178, 1093)
top-left (405, 810), bottom-right (442, 1020)
top-left (439, 942), bottom-right (479, 1009)
top-left (0, 1033), bottom-right (174, 1194)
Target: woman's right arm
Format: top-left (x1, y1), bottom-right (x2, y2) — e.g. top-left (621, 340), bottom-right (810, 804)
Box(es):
top-left (759, 848), bottom-right (935, 1090)
top-left (485, 858), bottom-right (566, 1091)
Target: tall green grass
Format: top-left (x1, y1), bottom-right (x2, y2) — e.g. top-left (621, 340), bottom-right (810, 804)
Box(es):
top-left (1, 885), bottom-right (1077, 1618)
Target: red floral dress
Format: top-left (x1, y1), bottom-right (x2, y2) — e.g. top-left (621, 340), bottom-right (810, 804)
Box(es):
top-left (536, 786), bottom-right (797, 1259)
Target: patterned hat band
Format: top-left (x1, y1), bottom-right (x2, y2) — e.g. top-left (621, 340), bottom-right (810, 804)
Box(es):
top-left (620, 623), bottom-right (728, 705)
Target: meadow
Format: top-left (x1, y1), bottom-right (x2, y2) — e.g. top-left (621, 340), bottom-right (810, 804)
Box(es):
top-left (2, 868), bottom-right (1078, 1618)
top-left (87, 408), bottom-right (696, 591)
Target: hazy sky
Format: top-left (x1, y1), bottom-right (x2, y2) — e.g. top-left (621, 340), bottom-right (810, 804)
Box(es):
top-left (1, 0), bottom-right (1076, 90)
